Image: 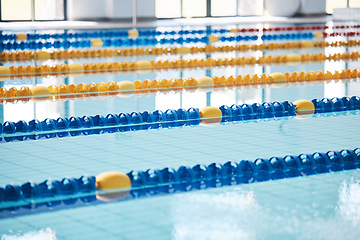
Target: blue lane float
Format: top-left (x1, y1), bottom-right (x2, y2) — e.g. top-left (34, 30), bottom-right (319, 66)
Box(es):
top-left (0, 27), bottom-right (315, 42)
top-left (0, 28), bottom-right (227, 42)
top-left (0, 32), bottom-right (315, 51)
top-left (0, 100), bottom-right (294, 142)
top-left (0, 147), bottom-right (359, 217)
top-left (0, 96), bottom-right (359, 143)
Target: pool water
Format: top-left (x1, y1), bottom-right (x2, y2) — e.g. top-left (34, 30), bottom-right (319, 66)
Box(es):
top-left (1, 21), bottom-right (360, 239)
top-left (2, 170), bottom-right (360, 240)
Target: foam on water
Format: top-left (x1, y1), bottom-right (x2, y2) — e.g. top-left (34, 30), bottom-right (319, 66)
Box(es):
top-left (337, 178), bottom-right (360, 224)
top-left (171, 180), bottom-right (360, 240)
top-left (1, 228), bottom-right (56, 240)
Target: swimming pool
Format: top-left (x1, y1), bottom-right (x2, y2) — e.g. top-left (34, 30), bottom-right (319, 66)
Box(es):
top-left (1, 20), bottom-right (360, 239)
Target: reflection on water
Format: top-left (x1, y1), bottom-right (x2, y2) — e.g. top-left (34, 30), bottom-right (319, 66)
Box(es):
top-left (1, 228), bottom-right (56, 240)
top-left (337, 179), bottom-right (360, 225)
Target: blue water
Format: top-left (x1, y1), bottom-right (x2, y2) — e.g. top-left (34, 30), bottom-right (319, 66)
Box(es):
top-left (1, 170), bottom-right (360, 240)
top-left (1, 22), bottom-right (360, 239)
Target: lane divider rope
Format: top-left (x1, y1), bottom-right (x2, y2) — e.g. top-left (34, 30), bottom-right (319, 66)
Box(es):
top-left (4, 23), bottom-right (360, 44)
top-left (1, 40), bottom-right (359, 63)
top-left (0, 147), bottom-right (359, 213)
top-left (0, 96), bottom-right (359, 143)
top-left (1, 51), bottom-right (359, 80)
top-left (0, 31), bottom-right (320, 51)
top-left (2, 24), bottom-right (333, 42)
top-left (0, 69), bottom-right (359, 104)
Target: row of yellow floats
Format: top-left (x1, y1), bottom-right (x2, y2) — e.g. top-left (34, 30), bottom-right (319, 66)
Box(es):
top-left (0, 69), bottom-right (358, 104)
top-left (1, 40), bottom-right (360, 62)
top-left (0, 51), bottom-right (359, 81)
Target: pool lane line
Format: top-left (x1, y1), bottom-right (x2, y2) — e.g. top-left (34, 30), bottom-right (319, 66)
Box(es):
top-left (2, 28), bottom-right (359, 53)
top-left (2, 24), bottom-right (335, 42)
top-left (0, 96), bottom-right (359, 143)
top-left (1, 68), bottom-right (359, 104)
top-left (2, 39), bottom-right (359, 63)
top-left (6, 23), bottom-right (359, 44)
top-left (0, 51), bottom-right (359, 81)
top-left (0, 147), bottom-right (359, 219)
top-left (0, 30), bottom-right (319, 52)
